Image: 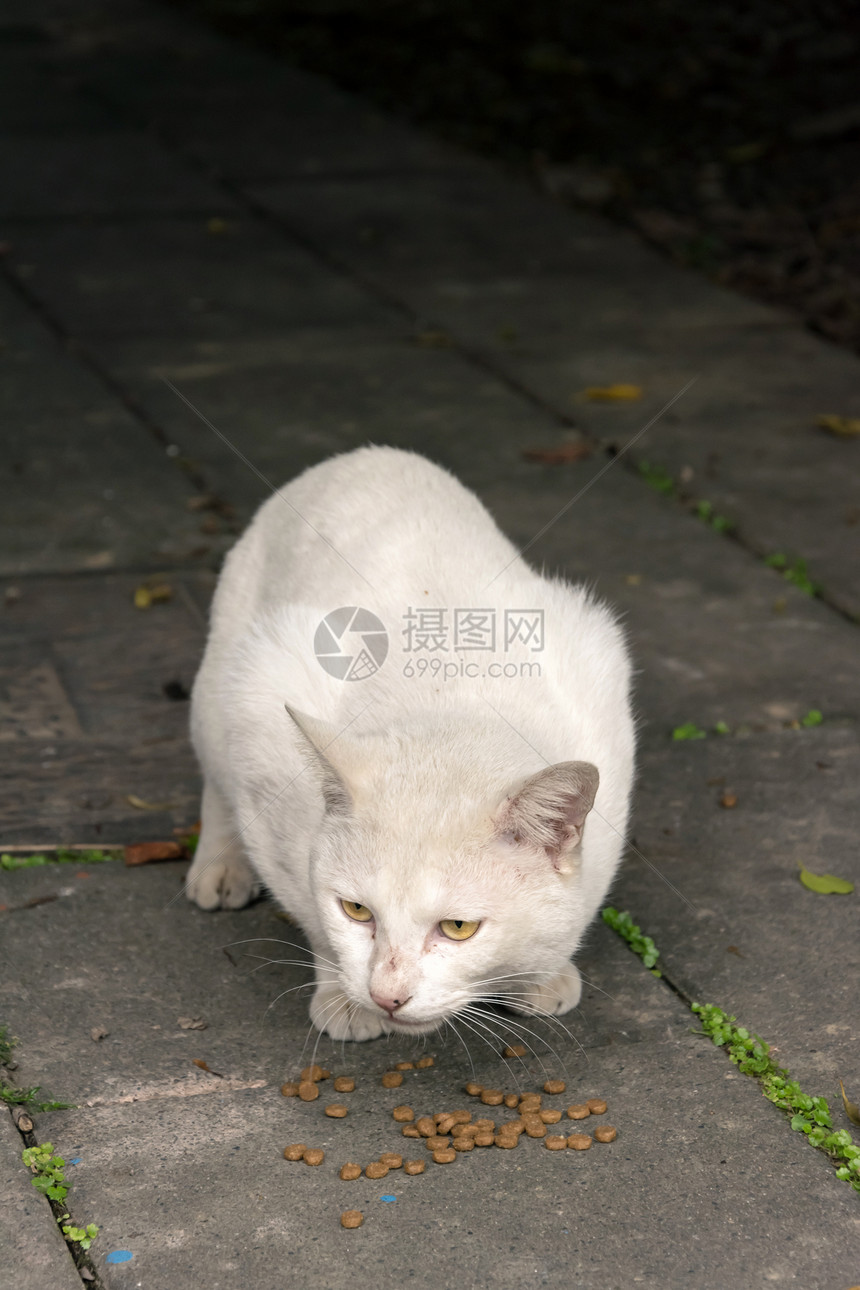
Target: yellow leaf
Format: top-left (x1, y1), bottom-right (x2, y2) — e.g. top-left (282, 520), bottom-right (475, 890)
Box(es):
top-left (815, 413), bottom-right (860, 438)
top-left (126, 794), bottom-right (177, 811)
top-left (839, 1079), bottom-right (860, 1127)
top-left (798, 865), bottom-right (854, 894)
top-left (133, 586), bottom-right (152, 609)
top-left (583, 384), bottom-right (643, 402)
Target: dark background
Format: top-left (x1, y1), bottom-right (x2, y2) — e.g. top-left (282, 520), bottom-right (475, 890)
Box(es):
top-left (171, 0), bottom-right (860, 352)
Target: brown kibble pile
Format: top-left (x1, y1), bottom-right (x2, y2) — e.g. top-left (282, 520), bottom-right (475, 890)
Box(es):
top-left (415, 1116), bottom-right (436, 1137)
top-left (381, 1071), bottom-right (403, 1088)
top-left (341, 1210), bottom-right (363, 1229)
top-left (379, 1153), bottom-right (403, 1169)
top-left (594, 1125), bottom-right (617, 1143)
top-left (403, 1159), bottom-right (425, 1175)
top-left (567, 1104), bottom-right (590, 1119)
top-left (401, 1125), bottom-right (420, 1138)
top-left (283, 1143), bottom-right (306, 1161)
top-left (298, 1081), bottom-right (320, 1101)
top-left (545, 1135), bottom-right (567, 1150)
top-left (280, 1082), bottom-right (300, 1097)
top-left (502, 1044), bottom-right (527, 1058)
top-left (333, 1076), bottom-right (355, 1093)
top-left (433, 1148), bottom-right (456, 1163)
top-left (480, 1089), bottom-right (504, 1105)
top-left (325, 1104), bottom-right (349, 1118)
top-left (587, 1098), bottom-right (608, 1115)
top-left (339, 1163), bottom-right (362, 1180)
top-left (453, 1137), bottom-right (474, 1152)
top-left (540, 1109), bottom-right (562, 1124)
top-left (392, 1105), bottom-right (414, 1122)
top-left (424, 1135), bottom-right (451, 1151)
top-left (303, 1148), bottom-right (325, 1165)
top-left (365, 1162), bottom-right (389, 1179)
top-left (301, 1065), bottom-right (329, 1082)
top-left (544, 1080), bottom-right (566, 1095)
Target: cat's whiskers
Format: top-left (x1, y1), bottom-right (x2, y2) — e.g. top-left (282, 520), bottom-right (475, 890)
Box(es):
top-left (442, 1016), bottom-right (477, 1081)
top-left (240, 954), bottom-right (338, 981)
top-left (221, 937), bottom-right (341, 973)
top-left (478, 993), bottom-right (586, 1061)
top-left (261, 979), bottom-right (319, 1021)
top-left (458, 1003), bottom-right (572, 1083)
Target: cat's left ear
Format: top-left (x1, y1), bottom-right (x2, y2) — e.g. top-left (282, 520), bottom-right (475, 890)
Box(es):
top-left (493, 761), bottom-right (599, 875)
top-left (284, 705), bottom-right (358, 815)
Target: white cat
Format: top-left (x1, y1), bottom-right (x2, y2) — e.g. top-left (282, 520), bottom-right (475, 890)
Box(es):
top-left (187, 447), bottom-right (634, 1042)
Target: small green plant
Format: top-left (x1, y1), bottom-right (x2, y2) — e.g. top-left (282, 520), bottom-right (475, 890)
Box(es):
top-left (713, 720), bottom-right (731, 735)
top-left (21, 1144), bottom-right (99, 1250)
top-left (694, 499), bottom-right (734, 533)
top-left (0, 848), bottom-right (120, 871)
top-left (638, 460), bottom-right (676, 496)
top-left (672, 722), bottom-right (707, 741)
top-left (800, 709), bottom-right (823, 728)
top-left (764, 552), bottom-right (818, 596)
top-left (601, 907), bottom-right (661, 974)
top-left (59, 1220), bottom-right (99, 1251)
top-left (0, 1026), bottom-right (73, 1111)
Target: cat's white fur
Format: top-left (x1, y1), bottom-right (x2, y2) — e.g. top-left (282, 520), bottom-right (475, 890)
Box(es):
top-left (187, 447), bottom-right (634, 1041)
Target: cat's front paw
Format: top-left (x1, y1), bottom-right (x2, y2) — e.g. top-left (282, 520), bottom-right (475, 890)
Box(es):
top-left (510, 964), bottom-right (582, 1018)
top-left (310, 984), bottom-right (386, 1042)
top-left (185, 846), bottom-right (261, 910)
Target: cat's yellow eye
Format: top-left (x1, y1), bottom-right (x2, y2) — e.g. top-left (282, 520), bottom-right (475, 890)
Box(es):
top-left (439, 918), bottom-right (480, 941)
top-left (341, 899), bottom-right (373, 923)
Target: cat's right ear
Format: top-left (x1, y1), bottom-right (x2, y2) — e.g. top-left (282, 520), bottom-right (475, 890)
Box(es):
top-left (284, 705), bottom-right (354, 815)
top-left (493, 761), bottom-right (599, 875)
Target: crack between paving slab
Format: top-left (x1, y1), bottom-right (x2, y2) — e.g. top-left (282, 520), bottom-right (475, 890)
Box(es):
top-left (6, 1109), bottom-right (106, 1290)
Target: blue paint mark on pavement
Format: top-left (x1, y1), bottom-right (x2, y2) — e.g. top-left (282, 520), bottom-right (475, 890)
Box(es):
top-left (105, 1250), bottom-right (133, 1264)
top-left (69, 1158), bottom-right (82, 1165)
top-left (380, 1194), bottom-right (396, 1203)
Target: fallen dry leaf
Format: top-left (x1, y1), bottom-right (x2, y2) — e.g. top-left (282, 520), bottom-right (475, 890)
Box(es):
top-left (583, 383), bottom-right (642, 402)
top-left (815, 413), bottom-right (860, 438)
top-left (133, 582), bottom-right (173, 610)
top-left (124, 840), bottom-right (185, 866)
top-left (126, 795), bottom-right (177, 812)
top-left (798, 865), bottom-right (854, 894)
top-left (192, 1059), bottom-right (223, 1077)
top-left (719, 792), bottom-right (738, 809)
top-left (839, 1079), bottom-right (860, 1127)
top-left (522, 442), bottom-right (593, 465)
top-left (178, 1016), bottom-right (208, 1031)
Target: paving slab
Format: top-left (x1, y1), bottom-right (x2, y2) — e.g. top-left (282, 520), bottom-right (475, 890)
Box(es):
top-left (0, 278), bottom-right (209, 577)
top-left (0, 1114), bottom-right (82, 1290)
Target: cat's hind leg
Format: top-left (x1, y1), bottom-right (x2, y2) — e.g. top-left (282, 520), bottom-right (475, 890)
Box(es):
top-left (185, 780), bottom-right (262, 910)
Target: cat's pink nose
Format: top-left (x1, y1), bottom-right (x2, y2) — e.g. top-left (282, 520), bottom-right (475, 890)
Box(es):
top-left (371, 992), bottom-right (411, 1016)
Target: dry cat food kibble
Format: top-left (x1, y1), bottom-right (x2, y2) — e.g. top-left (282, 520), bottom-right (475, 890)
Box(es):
top-left (365, 1162), bottom-right (389, 1179)
top-left (415, 1116), bottom-right (436, 1137)
top-left (283, 1144), bottom-right (306, 1161)
top-left (381, 1071), bottom-right (403, 1089)
top-left (416, 1057), bottom-right (435, 1068)
top-left (544, 1136), bottom-right (567, 1150)
top-left (587, 1099), bottom-right (608, 1115)
top-left (401, 1125), bottom-right (420, 1138)
top-left (567, 1104), bottom-right (590, 1120)
top-left (395, 1061), bottom-right (414, 1071)
top-left (341, 1210), bottom-right (363, 1230)
top-left (451, 1110), bottom-right (472, 1124)
top-left (301, 1065), bottom-right (329, 1082)
top-left (540, 1109), bottom-right (562, 1124)
top-left (524, 1121), bottom-right (547, 1139)
top-left (303, 1148), bottom-right (325, 1166)
top-left (567, 1134), bottom-right (592, 1151)
top-left (474, 1132), bottom-right (495, 1147)
top-left (519, 1094), bottom-right (541, 1111)
top-left (339, 1163), bottom-right (362, 1181)
top-left (436, 1114), bottom-right (456, 1135)
top-left (333, 1077), bottom-right (355, 1093)
top-left (502, 1044), bottom-right (528, 1058)
top-left (480, 1089), bottom-right (504, 1106)
top-left (504, 1093), bottom-right (519, 1109)
top-left (298, 1081), bottom-right (320, 1102)
top-left (424, 1136), bottom-right (451, 1152)
top-left (392, 1105), bottom-right (414, 1122)
top-left (494, 1135), bottom-right (518, 1149)
top-left (403, 1159), bottom-right (425, 1175)
top-left (379, 1153), bottom-right (403, 1169)
top-left (325, 1104), bottom-right (349, 1118)
top-left (464, 1082), bottom-right (483, 1096)
top-left (453, 1137), bottom-right (474, 1152)
top-left (593, 1125), bottom-right (617, 1143)
top-left (433, 1148), bottom-right (456, 1164)
top-left (280, 1082), bottom-right (300, 1097)
top-left (544, 1080), bottom-right (566, 1095)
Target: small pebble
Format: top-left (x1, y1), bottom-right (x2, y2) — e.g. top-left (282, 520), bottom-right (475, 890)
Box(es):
top-left (283, 1144), bottom-right (306, 1161)
top-left (567, 1134), bottom-right (592, 1151)
top-left (333, 1076), bottom-right (355, 1093)
top-left (339, 1163), bottom-right (362, 1181)
top-left (341, 1210), bottom-right (363, 1229)
top-left (567, 1104), bottom-right (590, 1120)
top-left (395, 1061), bottom-right (414, 1071)
top-left (325, 1104), bottom-right (349, 1118)
top-left (586, 1098), bottom-right (608, 1115)
top-left (403, 1159), bottom-right (425, 1175)
top-left (303, 1148), bottom-right (325, 1166)
top-left (381, 1071), bottom-right (403, 1088)
top-left (544, 1080), bottom-right (566, 1095)
top-left (480, 1089), bottom-right (504, 1106)
top-left (298, 1081), bottom-right (320, 1102)
top-left (280, 1082), bottom-right (300, 1097)
top-left (432, 1148), bottom-right (456, 1163)
top-left (365, 1162), bottom-right (389, 1179)
top-left (401, 1125), bottom-right (420, 1138)
top-left (545, 1135), bottom-right (567, 1151)
top-left (379, 1153), bottom-right (403, 1169)
top-left (392, 1105), bottom-right (414, 1122)
top-left (464, 1081), bottom-right (483, 1096)
top-left (540, 1109), bottom-right (562, 1124)
top-left (503, 1044), bottom-right (527, 1058)
top-left (416, 1056), bottom-right (435, 1068)
top-left (593, 1125), bottom-right (617, 1143)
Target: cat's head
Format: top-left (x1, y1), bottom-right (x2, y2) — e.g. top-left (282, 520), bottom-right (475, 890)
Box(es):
top-left (288, 707), bottom-right (599, 1036)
